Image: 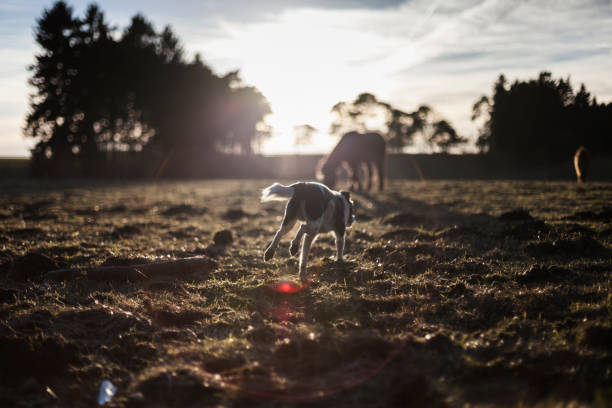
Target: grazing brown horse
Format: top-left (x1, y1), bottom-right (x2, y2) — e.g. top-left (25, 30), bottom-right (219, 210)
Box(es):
top-left (318, 131), bottom-right (386, 191)
top-left (574, 146), bottom-right (590, 183)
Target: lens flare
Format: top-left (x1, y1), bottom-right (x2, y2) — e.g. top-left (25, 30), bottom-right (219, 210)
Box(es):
top-left (268, 280), bottom-right (307, 294)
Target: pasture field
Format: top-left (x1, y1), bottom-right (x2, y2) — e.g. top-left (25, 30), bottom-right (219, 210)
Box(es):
top-left (1, 179), bottom-right (611, 407)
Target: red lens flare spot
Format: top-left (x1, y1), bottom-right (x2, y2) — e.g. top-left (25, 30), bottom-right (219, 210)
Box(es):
top-left (279, 282), bottom-right (293, 293)
top-left (269, 280), bottom-right (305, 294)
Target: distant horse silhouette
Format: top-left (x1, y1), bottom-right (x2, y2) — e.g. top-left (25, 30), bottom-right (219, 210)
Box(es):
top-left (317, 131), bottom-right (386, 191)
top-left (574, 146), bottom-right (590, 183)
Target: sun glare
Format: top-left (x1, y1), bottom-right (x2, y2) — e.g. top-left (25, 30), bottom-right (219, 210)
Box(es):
top-left (203, 8), bottom-right (404, 155)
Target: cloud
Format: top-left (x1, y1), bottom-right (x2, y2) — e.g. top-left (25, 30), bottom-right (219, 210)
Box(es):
top-left (350, 0), bottom-right (612, 144)
top-left (193, 0), bottom-right (409, 21)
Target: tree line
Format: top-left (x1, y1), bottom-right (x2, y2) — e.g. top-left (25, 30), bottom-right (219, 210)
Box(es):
top-left (24, 2), bottom-right (611, 178)
top-left (25, 1), bottom-right (271, 176)
top-left (328, 93), bottom-right (466, 153)
top-left (327, 72), bottom-right (612, 161)
top-left (473, 72), bottom-right (612, 160)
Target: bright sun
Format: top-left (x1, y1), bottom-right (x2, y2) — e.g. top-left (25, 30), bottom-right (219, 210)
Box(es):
top-left (257, 79), bottom-right (340, 155)
top-left (202, 8), bottom-right (399, 155)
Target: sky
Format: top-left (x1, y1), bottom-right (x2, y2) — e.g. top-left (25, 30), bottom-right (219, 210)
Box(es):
top-left (1, 0), bottom-right (611, 156)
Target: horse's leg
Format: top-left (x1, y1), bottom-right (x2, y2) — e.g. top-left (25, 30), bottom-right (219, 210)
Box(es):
top-left (359, 163), bottom-right (366, 191)
top-left (347, 162), bottom-right (357, 191)
top-left (351, 162), bottom-right (363, 191)
top-left (366, 162), bottom-right (374, 190)
top-left (376, 157), bottom-right (385, 191)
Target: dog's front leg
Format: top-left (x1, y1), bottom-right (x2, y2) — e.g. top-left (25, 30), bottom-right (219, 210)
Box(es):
top-left (299, 233), bottom-right (315, 282)
top-left (335, 231), bottom-right (345, 262)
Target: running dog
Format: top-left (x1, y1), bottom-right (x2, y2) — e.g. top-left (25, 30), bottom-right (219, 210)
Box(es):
top-left (261, 182), bottom-right (355, 281)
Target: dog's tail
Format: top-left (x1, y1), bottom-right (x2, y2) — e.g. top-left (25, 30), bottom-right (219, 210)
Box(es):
top-left (261, 183), bottom-right (294, 202)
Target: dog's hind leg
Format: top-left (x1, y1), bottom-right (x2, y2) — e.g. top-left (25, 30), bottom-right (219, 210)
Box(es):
top-left (264, 199), bottom-right (298, 261)
top-left (299, 233), bottom-right (315, 282)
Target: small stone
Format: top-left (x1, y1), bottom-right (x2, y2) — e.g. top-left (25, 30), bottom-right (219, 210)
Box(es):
top-left (212, 230), bottom-right (233, 246)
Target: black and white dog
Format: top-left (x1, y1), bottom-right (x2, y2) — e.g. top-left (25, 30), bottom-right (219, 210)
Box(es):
top-left (261, 182), bottom-right (355, 281)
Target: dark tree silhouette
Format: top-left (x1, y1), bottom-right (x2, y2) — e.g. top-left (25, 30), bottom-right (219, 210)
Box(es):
top-left (293, 124), bottom-right (317, 152)
top-left (430, 120), bottom-right (467, 153)
top-left (330, 93), bottom-right (464, 152)
top-left (25, 1), bottom-right (271, 177)
top-left (217, 84), bottom-right (272, 154)
top-left (473, 72), bottom-right (612, 160)
top-left (25, 1), bottom-right (81, 176)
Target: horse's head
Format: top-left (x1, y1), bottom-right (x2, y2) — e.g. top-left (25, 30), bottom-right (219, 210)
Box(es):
top-left (316, 156), bottom-right (337, 188)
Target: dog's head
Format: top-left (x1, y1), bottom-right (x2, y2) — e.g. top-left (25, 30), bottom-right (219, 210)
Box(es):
top-left (340, 191), bottom-right (355, 227)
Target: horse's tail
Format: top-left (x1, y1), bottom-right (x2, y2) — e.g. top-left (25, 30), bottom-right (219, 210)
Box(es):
top-left (574, 146), bottom-right (590, 183)
top-left (261, 183), bottom-right (294, 202)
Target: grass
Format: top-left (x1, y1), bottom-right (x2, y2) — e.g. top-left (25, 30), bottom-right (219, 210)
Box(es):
top-left (0, 179), bottom-right (611, 407)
